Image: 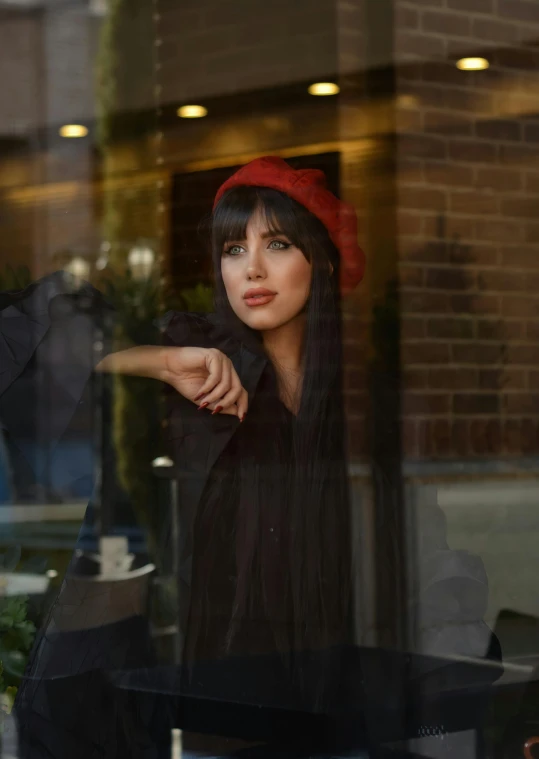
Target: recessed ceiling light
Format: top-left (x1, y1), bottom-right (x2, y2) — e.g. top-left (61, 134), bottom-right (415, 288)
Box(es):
top-left (177, 105), bottom-right (208, 118)
top-left (59, 124), bottom-right (88, 138)
top-left (308, 82), bottom-right (340, 96)
top-left (456, 57), bottom-right (489, 71)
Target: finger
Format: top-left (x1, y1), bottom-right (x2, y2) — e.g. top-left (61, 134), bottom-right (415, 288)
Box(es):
top-left (215, 374), bottom-right (243, 411)
top-left (199, 359), bottom-right (233, 405)
top-left (203, 401), bottom-right (237, 416)
top-left (194, 351), bottom-right (224, 400)
top-left (236, 388), bottom-right (249, 420)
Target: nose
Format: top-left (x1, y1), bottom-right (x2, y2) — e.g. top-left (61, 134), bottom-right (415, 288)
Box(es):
top-left (246, 249), bottom-right (266, 281)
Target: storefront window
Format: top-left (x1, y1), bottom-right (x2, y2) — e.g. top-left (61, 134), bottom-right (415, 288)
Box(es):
top-left (1, 1), bottom-right (539, 756)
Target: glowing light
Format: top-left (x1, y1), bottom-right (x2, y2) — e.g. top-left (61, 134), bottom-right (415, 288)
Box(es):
top-left (128, 244), bottom-right (155, 280)
top-left (46, 569), bottom-right (58, 579)
top-left (456, 57), bottom-right (489, 71)
top-left (59, 124), bottom-right (88, 138)
top-left (308, 82), bottom-right (340, 96)
top-left (397, 94), bottom-right (419, 109)
top-left (177, 105), bottom-right (208, 118)
top-left (65, 256), bottom-right (90, 284)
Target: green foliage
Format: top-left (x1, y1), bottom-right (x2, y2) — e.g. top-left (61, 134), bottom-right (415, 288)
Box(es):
top-left (179, 282), bottom-right (214, 314)
top-left (0, 594), bottom-right (36, 717)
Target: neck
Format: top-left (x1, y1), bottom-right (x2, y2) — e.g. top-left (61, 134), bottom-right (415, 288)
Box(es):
top-left (262, 315), bottom-right (306, 412)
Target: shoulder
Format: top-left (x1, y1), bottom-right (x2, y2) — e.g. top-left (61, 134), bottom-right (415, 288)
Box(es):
top-left (160, 311), bottom-right (239, 355)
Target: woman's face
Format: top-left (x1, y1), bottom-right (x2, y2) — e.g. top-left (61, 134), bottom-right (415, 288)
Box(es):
top-left (220, 208), bottom-right (312, 332)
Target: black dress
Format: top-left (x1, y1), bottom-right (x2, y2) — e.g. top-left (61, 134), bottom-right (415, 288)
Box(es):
top-left (0, 274), bottom-right (501, 759)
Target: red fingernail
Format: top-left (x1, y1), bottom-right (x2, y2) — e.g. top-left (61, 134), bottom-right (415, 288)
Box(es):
top-left (197, 402), bottom-right (209, 411)
top-left (212, 405), bottom-right (223, 415)
top-left (240, 414), bottom-right (245, 422)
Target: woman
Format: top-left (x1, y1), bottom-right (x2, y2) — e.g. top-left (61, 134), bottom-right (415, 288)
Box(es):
top-left (2, 157), bottom-right (496, 758)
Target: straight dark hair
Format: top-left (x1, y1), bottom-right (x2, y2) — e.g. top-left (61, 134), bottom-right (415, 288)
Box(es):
top-left (201, 186), bottom-right (353, 663)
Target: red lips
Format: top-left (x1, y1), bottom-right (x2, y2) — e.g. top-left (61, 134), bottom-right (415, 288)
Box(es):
top-left (243, 288), bottom-right (277, 307)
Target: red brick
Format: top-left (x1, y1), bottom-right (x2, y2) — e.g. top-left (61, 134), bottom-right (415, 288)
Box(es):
top-left (403, 392), bottom-right (451, 415)
top-left (475, 219), bottom-right (523, 244)
top-left (520, 419), bottom-right (538, 455)
top-left (401, 239), bottom-right (451, 265)
top-left (422, 10), bottom-right (471, 36)
top-left (503, 419), bottom-right (524, 455)
top-left (466, 244), bottom-right (499, 267)
top-left (403, 369), bottom-right (429, 390)
top-left (524, 123), bottom-right (539, 143)
top-left (397, 211), bottom-right (423, 236)
top-left (478, 368), bottom-right (504, 389)
top-left (507, 343), bottom-right (539, 364)
top-left (451, 293), bottom-right (499, 315)
top-left (476, 120), bottom-right (522, 142)
top-left (443, 217), bottom-right (476, 243)
top-left (449, 140), bottom-right (497, 164)
top-left (477, 270), bottom-right (526, 292)
top-left (452, 343), bottom-right (504, 364)
top-left (498, 369), bottom-right (527, 389)
top-left (526, 321), bottom-right (539, 341)
top-left (472, 17), bottom-right (519, 43)
top-left (475, 167), bottom-right (522, 192)
top-left (402, 341), bottom-right (451, 364)
top-left (395, 5), bottom-right (419, 28)
top-left (396, 31), bottom-right (444, 58)
top-left (526, 226), bottom-right (539, 244)
top-left (497, 0), bottom-right (539, 23)
top-left (425, 267), bottom-right (475, 290)
top-left (495, 48), bottom-right (539, 70)
top-left (423, 161), bottom-right (473, 187)
top-left (399, 133), bottom-right (447, 160)
top-left (501, 198), bottom-right (539, 218)
top-left (450, 191), bottom-right (499, 216)
top-left (423, 109), bottom-right (473, 136)
top-left (429, 367), bottom-right (478, 389)
top-left (451, 419), bottom-right (471, 457)
top-left (432, 419), bottom-right (453, 456)
top-left (501, 246), bottom-right (539, 270)
top-left (454, 393), bottom-right (499, 414)
top-left (402, 316), bottom-right (426, 339)
top-left (499, 143), bottom-right (538, 164)
top-left (427, 317), bottom-right (474, 338)
top-left (503, 393), bottom-right (539, 414)
top-left (402, 419), bottom-right (419, 458)
top-left (470, 418), bottom-right (502, 455)
top-left (502, 297), bottom-right (539, 319)
top-left (402, 290), bottom-right (451, 314)
top-left (401, 0), bottom-right (444, 5)
top-left (447, 0), bottom-right (493, 11)
top-left (400, 265), bottom-right (425, 288)
top-left (397, 108), bottom-right (423, 131)
top-left (525, 173), bottom-right (539, 193)
top-left (477, 318), bottom-right (524, 340)
top-left (400, 186), bottom-right (447, 211)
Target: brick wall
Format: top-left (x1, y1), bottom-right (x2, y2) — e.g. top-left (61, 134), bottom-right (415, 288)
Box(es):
top-left (395, 0), bottom-right (539, 459)
top-left (156, 0), bottom-right (338, 105)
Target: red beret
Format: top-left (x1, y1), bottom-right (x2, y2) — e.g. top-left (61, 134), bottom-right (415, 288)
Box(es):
top-left (213, 156), bottom-right (365, 294)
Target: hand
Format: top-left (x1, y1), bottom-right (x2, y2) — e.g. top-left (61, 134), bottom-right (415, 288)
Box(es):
top-left (161, 346), bottom-right (248, 419)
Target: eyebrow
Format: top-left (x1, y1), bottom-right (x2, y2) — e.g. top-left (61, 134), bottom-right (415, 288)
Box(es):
top-left (225, 230), bottom-right (287, 244)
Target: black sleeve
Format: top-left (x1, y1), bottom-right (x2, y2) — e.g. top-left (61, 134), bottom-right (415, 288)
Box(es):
top-left (0, 272), bottom-right (115, 479)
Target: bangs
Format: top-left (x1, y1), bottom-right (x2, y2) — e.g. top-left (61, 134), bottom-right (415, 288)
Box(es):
top-left (212, 186), bottom-right (305, 253)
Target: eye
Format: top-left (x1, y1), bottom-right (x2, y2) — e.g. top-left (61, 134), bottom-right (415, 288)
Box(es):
top-left (223, 244), bottom-right (244, 256)
top-left (268, 239), bottom-right (291, 250)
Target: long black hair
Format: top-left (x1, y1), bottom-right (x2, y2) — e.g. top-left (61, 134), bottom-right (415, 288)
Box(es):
top-left (193, 186), bottom-right (353, 666)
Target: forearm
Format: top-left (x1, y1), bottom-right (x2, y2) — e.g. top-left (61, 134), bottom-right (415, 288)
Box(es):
top-left (96, 346), bottom-right (168, 381)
